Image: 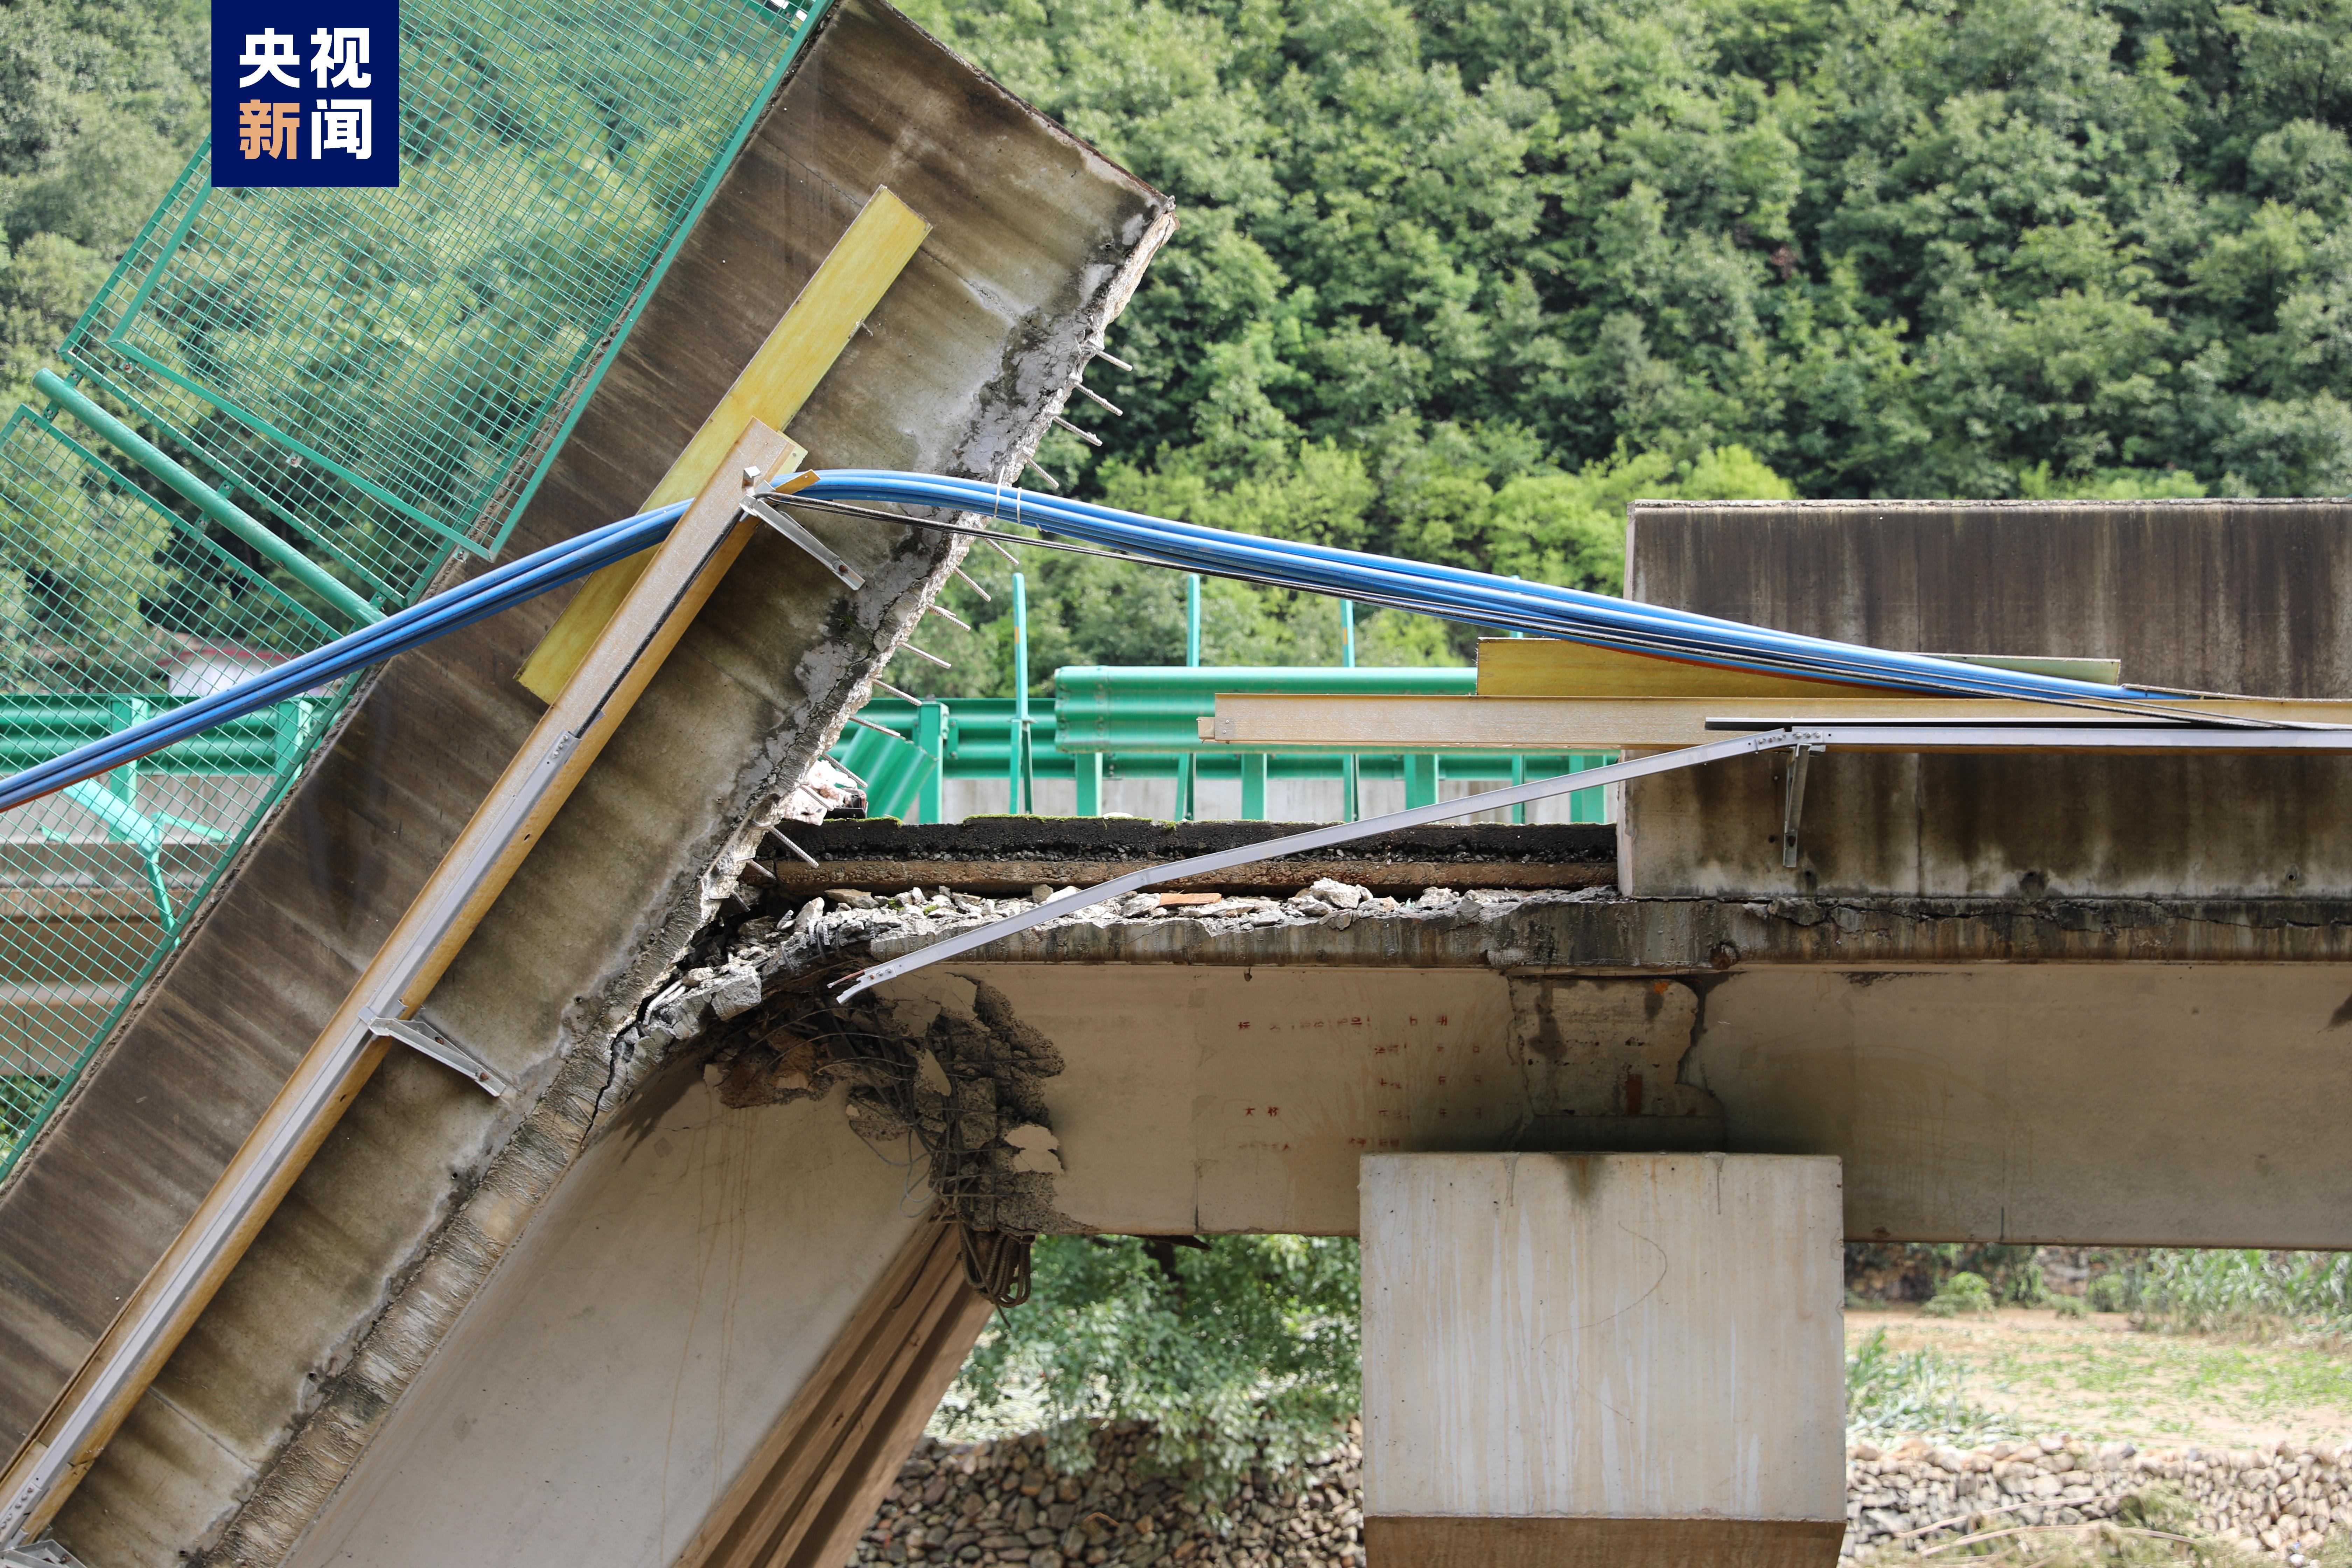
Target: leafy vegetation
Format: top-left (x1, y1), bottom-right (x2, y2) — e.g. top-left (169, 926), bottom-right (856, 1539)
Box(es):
top-left (2091, 1273), bottom-right (2138, 1314)
top-left (15, 0), bottom-right (2348, 689)
top-left (1846, 1326), bottom-right (2017, 1443)
top-left (1924, 1270), bottom-right (2002, 1318)
top-left (2139, 1251), bottom-right (2352, 1339)
top-left (889, 0), bottom-right (2352, 688)
top-left (0, 0), bottom-right (208, 408)
top-left (934, 1234), bottom-right (1360, 1504)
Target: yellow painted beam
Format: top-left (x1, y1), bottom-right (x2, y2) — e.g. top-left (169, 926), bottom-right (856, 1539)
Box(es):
top-left (1474, 639), bottom-right (2122, 698)
top-left (1476, 638), bottom-right (1899, 698)
top-left (516, 186), bottom-right (932, 702)
top-left (1201, 693), bottom-right (2352, 753)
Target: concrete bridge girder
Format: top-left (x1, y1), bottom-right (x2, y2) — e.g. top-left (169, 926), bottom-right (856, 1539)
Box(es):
top-left (879, 947), bottom-right (2352, 1248)
top-left (19, 0), bottom-right (1176, 1561)
top-left (253, 883), bottom-right (2352, 1568)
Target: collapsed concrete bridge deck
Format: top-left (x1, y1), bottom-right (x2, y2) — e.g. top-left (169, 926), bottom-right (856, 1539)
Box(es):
top-left (25, 470), bottom-right (2352, 1565)
top-left (0, 0), bottom-right (2342, 1556)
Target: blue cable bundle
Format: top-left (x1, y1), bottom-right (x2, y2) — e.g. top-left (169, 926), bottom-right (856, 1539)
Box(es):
top-left (0, 465), bottom-right (2252, 818)
top-left (794, 470), bottom-right (2173, 707)
top-left (0, 499), bottom-right (692, 814)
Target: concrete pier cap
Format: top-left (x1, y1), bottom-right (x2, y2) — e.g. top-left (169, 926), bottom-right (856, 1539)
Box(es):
top-left (1361, 1152), bottom-right (1846, 1568)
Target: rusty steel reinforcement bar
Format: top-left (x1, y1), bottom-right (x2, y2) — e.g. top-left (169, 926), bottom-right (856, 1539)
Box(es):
top-left (832, 722), bottom-right (2352, 1000)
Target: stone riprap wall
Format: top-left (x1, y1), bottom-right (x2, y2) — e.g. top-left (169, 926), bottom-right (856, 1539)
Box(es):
top-left (851, 1426), bottom-right (1364, 1567)
top-left (1846, 1435), bottom-right (2351, 1560)
top-left (846, 1429), bottom-right (2352, 1566)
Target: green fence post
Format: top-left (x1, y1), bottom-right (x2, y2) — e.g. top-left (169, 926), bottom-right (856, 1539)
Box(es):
top-left (914, 701), bottom-right (947, 825)
top-left (1009, 574), bottom-right (1031, 814)
top-left (1240, 753), bottom-right (1267, 820)
top-left (34, 370), bottom-right (382, 627)
top-left (1075, 751), bottom-right (1102, 817)
top-left (103, 696), bottom-right (147, 811)
top-left (1507, 600), bottom-right (1526, 821)
top-left (1406, 753), bottom-right (1439, 809)
top-left (1570, 752), bottom-right (1602, 822)
top-left (1340, 599), bottom-right (1359, 823)
top-left (272, 699), bottom-right (309, 776)
top-left (1177, 574), bottom-right (1201, 821)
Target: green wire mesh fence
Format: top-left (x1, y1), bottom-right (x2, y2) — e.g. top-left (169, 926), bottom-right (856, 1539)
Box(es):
top-left (0, 0), bottom-right (831, 1180)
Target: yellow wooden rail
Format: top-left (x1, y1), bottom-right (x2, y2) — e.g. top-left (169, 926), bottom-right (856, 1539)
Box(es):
top-left (1474, 638), bottom-right (2123, 698)
top-left (1201, 693), bottom-right (2352, 753)
top-left (517, 187), bottom-right (932, 701)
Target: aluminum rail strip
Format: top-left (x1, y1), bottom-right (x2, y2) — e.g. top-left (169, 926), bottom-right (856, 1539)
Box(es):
top-left (833, 722), bottom-right (2352, 1000)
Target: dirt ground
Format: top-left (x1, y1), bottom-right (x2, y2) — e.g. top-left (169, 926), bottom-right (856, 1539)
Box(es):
top-left (1849, 1306), bottom-right (2352, 1451)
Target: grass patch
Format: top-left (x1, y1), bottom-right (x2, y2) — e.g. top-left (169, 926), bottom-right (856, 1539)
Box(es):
top-left (2139, 1252), bottom-right (2352, 1342)
top-left (1849, 1328), bottom-right (2015, 1444)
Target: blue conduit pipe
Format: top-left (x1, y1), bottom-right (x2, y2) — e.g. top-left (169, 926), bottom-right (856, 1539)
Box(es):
top-left (0, 499), bottom-right (692, 813)
top-left (790, 471), bottom-right (2204, 709)
top-left (0, 465), bottom-right (2286, 819)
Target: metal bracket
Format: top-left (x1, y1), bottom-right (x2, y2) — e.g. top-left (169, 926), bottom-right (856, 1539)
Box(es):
top-left (4, 1539), bottom-right (88, 1567)
top-left (742, 496), bottom-right (864, 590)
top-left (1779, 743), bottom-right (1820, 869)
top-left (360, 1013), bottom-right (508, 1097)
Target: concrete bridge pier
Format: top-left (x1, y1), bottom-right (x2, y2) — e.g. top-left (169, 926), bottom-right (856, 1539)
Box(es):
top-left (1360, 1152), bottom-right (1847, 1567)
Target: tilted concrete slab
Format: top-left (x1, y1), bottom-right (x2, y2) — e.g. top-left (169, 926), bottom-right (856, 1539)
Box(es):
top-left (14, 1), bottom-right (1171, 1560)
top-left (278, 1070), bottom-right (947, 1568)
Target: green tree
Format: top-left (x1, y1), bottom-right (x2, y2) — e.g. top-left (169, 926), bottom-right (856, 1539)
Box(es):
top-left (0, 0), bottom-right (209, 407)
top-left (936, 1234), bottom-right (1361, 1505)
top-left (887, 0), bottom-right (2349, 690)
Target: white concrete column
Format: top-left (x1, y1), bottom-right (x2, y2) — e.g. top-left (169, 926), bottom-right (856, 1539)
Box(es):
top-left (1361, 1152), bottom-right (1846, 1568)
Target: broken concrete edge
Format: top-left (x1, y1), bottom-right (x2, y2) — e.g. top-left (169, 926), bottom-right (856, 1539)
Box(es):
top-left (765, 856), bottom-right (1617, 896)
top-left (777, 817), bottom-right (1618, 862)
top-left (183, 184), bottom-right (1179, 1568)
top-left (572, 881), bottom-right (2352, 1159)
top-left (765, 887), bottom-right (2352, 975)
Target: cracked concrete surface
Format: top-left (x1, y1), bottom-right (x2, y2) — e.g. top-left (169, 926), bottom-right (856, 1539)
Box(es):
top-left (588, 866), bottom-right (2352, 1246)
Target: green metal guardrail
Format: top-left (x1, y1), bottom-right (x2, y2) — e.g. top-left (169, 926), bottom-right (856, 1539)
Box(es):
top-left (833, 684), bottom-right (1613, 825)
top-left (830, 574), bottom-right (1612, 827)
top-left (0, 0), bottom-right (836, 1182)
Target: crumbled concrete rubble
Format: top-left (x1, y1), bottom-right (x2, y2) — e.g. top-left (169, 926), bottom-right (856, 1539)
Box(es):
top-left (850, 1426), bottom-right (1366, 1568)
top-left (779, 756), bottom-right (866, 824)
top-left (1843, 1435), bottom-right (2352, 1562)
top-left (601, 874), bottom-right (1582, 1234)
top-left (617, 876), bottom-right (1581, 1069)
top-left (842, 1429), bottom-right (2351, 1568)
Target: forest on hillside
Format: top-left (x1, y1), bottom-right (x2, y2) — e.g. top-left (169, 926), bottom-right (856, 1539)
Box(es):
top-left (1, 0), bottom-right (2347, 677)
top-left (894, 0), bottom-right (2352, 681)
top-left (0, 0), bottom-right (206, 408)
